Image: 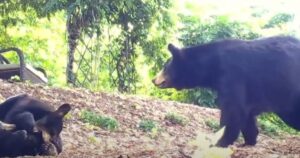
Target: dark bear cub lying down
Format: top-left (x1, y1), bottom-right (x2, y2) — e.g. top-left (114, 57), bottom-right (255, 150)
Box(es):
top-left (0, 94), bottom-right (71, 156)
top-left (153, 36), bottom-right (300, 147)
top-left (0, 123), bottom-right (49, 157)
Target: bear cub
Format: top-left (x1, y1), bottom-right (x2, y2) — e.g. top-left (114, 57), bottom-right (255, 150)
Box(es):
top-left (0, 93), bottom-right (71, 156)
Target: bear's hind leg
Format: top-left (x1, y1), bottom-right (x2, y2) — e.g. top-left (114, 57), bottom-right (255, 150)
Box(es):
top-left (241, 115), bottom-right (259, 146)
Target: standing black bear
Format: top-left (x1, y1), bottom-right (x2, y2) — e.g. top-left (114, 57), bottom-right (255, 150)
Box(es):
top-left (0, 94), bottom-right (71, 156)
top-left (152, 36), bottom-right (300, 147)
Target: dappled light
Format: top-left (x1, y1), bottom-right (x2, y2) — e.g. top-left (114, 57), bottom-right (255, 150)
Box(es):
top-left (1, 0), bottom-right (300, 157)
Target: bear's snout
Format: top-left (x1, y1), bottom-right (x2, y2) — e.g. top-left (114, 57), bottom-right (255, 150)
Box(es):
top-left (152, 70), bottom-right (168, 88)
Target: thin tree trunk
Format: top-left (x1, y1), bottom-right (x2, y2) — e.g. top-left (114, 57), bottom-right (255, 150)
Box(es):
top-left (66, 15), bottom-right (81, 84)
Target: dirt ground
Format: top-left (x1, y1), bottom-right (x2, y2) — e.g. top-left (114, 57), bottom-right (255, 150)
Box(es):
top-left (0, 80), bottom-right (299, 158)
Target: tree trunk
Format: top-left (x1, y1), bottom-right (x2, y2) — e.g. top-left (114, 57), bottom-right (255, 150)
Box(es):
top-left (66, 15), bottom-right (81, 84)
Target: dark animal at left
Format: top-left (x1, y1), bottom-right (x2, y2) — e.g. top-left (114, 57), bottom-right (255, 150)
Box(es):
top-left (0, 123), bottom-right (44, 157)
top-left (0, 94), bottom-right (71, 156)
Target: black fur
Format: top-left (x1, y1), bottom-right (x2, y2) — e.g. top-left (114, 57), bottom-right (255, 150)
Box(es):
top-left (0, 94), bottom-right (71, 156)
top-left (153, 36), bottom-right (300, 147)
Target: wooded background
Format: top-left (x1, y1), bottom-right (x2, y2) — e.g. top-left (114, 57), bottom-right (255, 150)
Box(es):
top-left (0, 0), bottom-right (299, 107)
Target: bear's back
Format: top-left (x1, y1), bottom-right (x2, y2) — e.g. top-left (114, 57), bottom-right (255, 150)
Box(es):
top-left (0, 94), bottom-right (53, 122)
top-left (217, 36), bottom-right (300, 109)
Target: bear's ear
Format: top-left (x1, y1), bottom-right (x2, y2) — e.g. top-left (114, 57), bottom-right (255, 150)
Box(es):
top-left (168, 43), bottom-right (180, 58)
top-left (55, 103), bottom-right (71, 118)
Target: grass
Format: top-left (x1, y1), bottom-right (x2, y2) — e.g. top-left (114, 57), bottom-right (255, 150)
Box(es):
top-left (165, 112), bottom-right (188, 126)
top-left (79, 109), bottom-right (118, 131)
top-left (258, 113), bottom-right (299, 136)
top-left (139, 119), bottom-right (161, 138)
top-left (204, 119), bottom-right (220, 132)
top-left (139, 119), bottom-right (157, 132)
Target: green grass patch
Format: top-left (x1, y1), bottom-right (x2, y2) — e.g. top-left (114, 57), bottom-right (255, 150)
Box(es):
top-left (165, 112), bottom-right (188, 126)
top-left (139, 119), bottom-right (157, 132)
top-left (79, 109), bottom-right (118, 131)
top-left (258, 113), bottom-right (299, 137)
top-left (204, 119), bottom-right (220, 132)
top-left (139, 119), bottom-right (161, 138)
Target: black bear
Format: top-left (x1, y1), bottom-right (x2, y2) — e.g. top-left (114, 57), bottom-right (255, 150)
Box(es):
top-left (152, 36), bottom-right (300, 147)
top-left (0, 125), bottom-right (48, 157)
top-left (0, 94), bottom-right (71, 156)
top-left (0, 127), bottom-right (29, 157)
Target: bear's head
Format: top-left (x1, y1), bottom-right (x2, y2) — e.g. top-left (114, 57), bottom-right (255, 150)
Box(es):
top-left (152, 44), bottom-right (187, 90)
top-left (0, 94), bottom-right (71, 156)
top-left (34, 103), bottom-right (71, 154)
top-left (0, 120), bottom-right (66, 157)
top-left (152, 43), bottom-right (219, 90)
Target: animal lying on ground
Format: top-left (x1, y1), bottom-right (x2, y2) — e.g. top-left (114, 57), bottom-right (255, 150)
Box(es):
top-left (0, 94), bottom-right (71, 156)
top-left (152, 36), bottom-right (300, 147)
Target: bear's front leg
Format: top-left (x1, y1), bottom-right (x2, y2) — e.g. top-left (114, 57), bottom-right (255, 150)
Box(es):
top-left (217, 106), bottom-right (245, 147)
top-left (6, 111), bottom-right (36, 132)
top-left (216, 78), bottom-right (247, 147)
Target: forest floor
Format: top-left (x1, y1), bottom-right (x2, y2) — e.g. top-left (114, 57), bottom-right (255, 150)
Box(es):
top-left (0, 80), bottom-right (299, 158)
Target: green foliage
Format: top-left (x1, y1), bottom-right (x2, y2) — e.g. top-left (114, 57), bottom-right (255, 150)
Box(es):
top-left (184, 89), bottom-right (217, 108)
top-left (264, 13), bottom-right (294, 28)
top-left (179, 15), bottom-right (260, 46)
top-left (9, 75), bottom-right (21, 82)
top-left (138, 119), bottom-right (157, 132)
top-left (80, 110), bottom-right (118, 131)
top-left (165, 112), bottom-right (188, 126)
top-left (259, 119), bottom-right (280, 136)
top-left (64, 0), bottom-right (174, 92)
top-left (258, 113), bottom-right (299, 136)
top-left (205, 119), bottom-right (220, 132)
top-left (0, 0), bottom-right (174, 92)
top-left (0, 10), bottom-right (67, 86)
